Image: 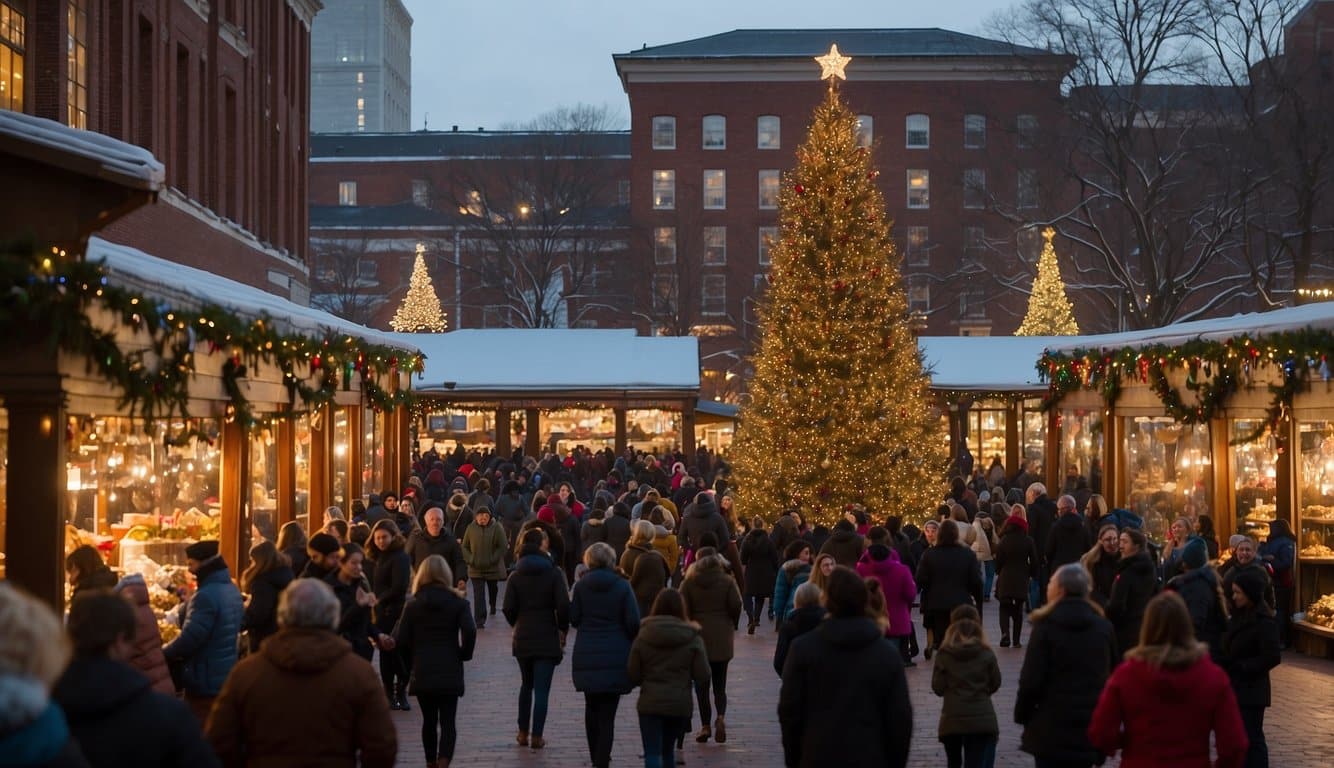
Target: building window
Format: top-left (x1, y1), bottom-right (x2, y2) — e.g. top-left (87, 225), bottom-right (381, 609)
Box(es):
top-left (338, 181), bottom-right (357, 206)
top-left (654, 226), bottom-right (676, 265)
top-left (356, 71), bottom-right (364, 84)
top-left (856, 115), bottom-right (873, 147)
top-left (908, 280), bottom-right (930, 314)
top-left (758, 170), bottom-right (780, 209)
top-left (356, 258), bottom-right (377, 281)
top-left (905, 226), bottom-right (929, 267)
top-left (702, 114), bottom-right (726, 149)
top-left (1018, 169), bottom-right (1039, 209)
top-left (652, 170), bottom-right (675, 209)
top-left (1017, 225), bottom-right (1043, 263)
top-left (757, 115), bottom-right (780, 149)
top-left (356, 97), bottom-right (365, 110)
top-left (963, 168), bottom-right (986, 209)
top-left (758, 226), bottom-right (778, 266)
top-left (703, 226), bottom-right (726, 265)
top-left (1017, 114), bottom-right (1038, 149)
top-left (703, 169), bottom-right (726, 209)
top-left (905, 113), bottom-right (929, 148)
top-left (67, 0), bottom-right (88, 129)
top-left (653, 274), bottom-right (676, 314)
top-left (411, 179), bottom-right (430, 207)
top-left (0, 2), bottom-right (26, 112)
top-left (652, 116), bottom-right (676, 149)
top-left (701, 274), bottom-right (726, 315)
top-left (964, 114), bottom-right (986, 148)
top-left (964, 226), bottom-right (986, 266)
top-left (907, 169), bottom-right (929, 209)
top-left (961, 284), bottom-right (988, 318)
top-left (617, 179), bottom-right (631, 206)
top-left (356, 113), bottom-right (365, 130)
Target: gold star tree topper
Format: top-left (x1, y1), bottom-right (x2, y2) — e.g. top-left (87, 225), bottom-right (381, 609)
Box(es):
top-left (815, 43), bottom-right (851, 81)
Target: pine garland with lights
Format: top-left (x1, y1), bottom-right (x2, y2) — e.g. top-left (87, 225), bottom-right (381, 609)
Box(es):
top-left (730, 87), bottom-right (948, 526)
top-left (1016, 227), bottom-right (1079, 336)
top-left (390, 246), bottom-right (447, 333)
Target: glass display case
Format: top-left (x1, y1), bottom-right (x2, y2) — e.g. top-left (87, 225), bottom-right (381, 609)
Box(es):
top-left (1123, 417), bottom-right (1211, 542)
top-left (1232, 419), bottom-right (1278, 541)
top-left (249, 420), bottom-right (278, 544)
top-left (294, 414), bottom-right (312, 531)
top-left (361, 407), bottom-right (384, 496)
top-left (966, 402), bottom-right (1007, 479)
top-left (1298, 420), bottom-right (1334, 616)
top-left (626, 410), bottom-right (681, 454)
top-left (1059, 407), bottom-right (1102, 498)
top-left (1021, 398), bottom-right (1047, 484)
top-left (332, 408), bottom-right (350, 510)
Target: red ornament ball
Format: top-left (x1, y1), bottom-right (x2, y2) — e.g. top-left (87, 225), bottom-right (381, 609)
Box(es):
top-left (794, 184), bottom-right (805, 195)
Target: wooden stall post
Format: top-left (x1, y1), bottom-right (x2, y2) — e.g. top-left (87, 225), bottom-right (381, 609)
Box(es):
top-left (614, 408), bottom-right (628, 455)
top-left (496, 407), bottom-right (512, 457)
top-left (1101, 408), bottom-right (1118, 505)
top-left (276, 414), bottom-right (295, 529)
top-left (348, 406), bottom-right (364, 504)
top-left (682, 401), bottom-right (697, 465)
top-left (525, 408), bottom-right (540, 458)
top-left (1210, 416), bottom-right (1232, 542)
top-left (220, 419), bottom-right (250, 573)
top-left (1045, 409), bottom-right (1061, 494)
top-left (4, 382), bottom-right (68, 609)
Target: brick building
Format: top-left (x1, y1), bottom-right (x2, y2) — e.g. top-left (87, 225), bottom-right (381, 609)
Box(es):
top-left (2, 0), bottom-right (319, 299)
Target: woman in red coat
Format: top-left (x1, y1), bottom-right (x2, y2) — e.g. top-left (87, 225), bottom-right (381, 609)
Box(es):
top-left (115, 573), bottom-right (176, 695)
top-left (1088, 591), bottom-right (1248, 768)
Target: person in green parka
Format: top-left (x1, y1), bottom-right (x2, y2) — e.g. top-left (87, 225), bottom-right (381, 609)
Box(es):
top-left (462, 507), bottom-right (509, 629)
top-left (628, 589), bottom-right (709, 768)
top-left (931, 605), bottom-right (1001, 768)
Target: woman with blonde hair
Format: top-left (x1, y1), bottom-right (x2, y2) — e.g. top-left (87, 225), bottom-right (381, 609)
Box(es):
top-left (1089, 592), bottom-right (1247, 767)
top-left (240, 539), bottom-right (295, 654)
top-left (0, 583), bottom-right (83, 764)
top-left (1083, 494), bottom-right (1110, 543)
top-left (1081, 522), bottom-right (1122, 607)
top-left (394, 555), bottom-right (477, 768)
top-left (623, 520), bottom-right (670, 618)
top-left (809, 552), bottom-right (838, 594)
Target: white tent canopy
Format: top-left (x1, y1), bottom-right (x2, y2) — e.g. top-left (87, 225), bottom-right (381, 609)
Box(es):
top-left (1045, 302), bottom-right (1334, 353)
top-left (917, 336), bottom-right (1058, 393)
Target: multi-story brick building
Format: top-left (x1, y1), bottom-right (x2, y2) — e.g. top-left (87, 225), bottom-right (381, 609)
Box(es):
top-left (310, 0), bottom-right (411, 133)
top-left (2, 0), bottom-right (319, 299)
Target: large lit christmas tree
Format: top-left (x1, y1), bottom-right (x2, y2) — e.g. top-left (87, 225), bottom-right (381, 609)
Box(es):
top-left (390, 245), bottom-right (448, 332)
top-left (1015, 227), bottom-right (1079, 336)
top-left (730, 47), bottom-right (947, 526)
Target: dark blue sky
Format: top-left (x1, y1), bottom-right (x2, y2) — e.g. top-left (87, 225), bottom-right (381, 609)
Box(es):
top-left (400, 0), bottom-right (1012, 130)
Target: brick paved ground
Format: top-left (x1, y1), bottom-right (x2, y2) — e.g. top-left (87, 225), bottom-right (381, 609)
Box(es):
top-left (387, 587), bottom-right (1334, 767)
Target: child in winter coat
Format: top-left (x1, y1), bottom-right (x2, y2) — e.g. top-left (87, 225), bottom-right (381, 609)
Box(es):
top-left (932, 605), bottom-right (1001, 768)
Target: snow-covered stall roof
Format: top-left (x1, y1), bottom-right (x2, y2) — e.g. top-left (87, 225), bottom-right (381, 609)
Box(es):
top-left (87, 236), bottom-right (418, 354)
top-left (398, 329), bottom-right (699, 393)
top-left (1045, 302), bottom-right (1334, 353)
top-left (0, 110), bottom-right (164, 190)
top-left (918, 336), bottom-right (1057, 392)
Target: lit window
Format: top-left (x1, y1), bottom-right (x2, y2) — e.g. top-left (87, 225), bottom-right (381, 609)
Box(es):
top-left (905, 226), bottom-right (929, 267)
top-left (758, 226), bottom-right (777, 266)
top-left (758, 170), bottom-right (780, 209)
top-left (757, 115), bottom-right (780, 149)
top-left (702, 115), bottom-right (726, 149)
top-left (964, 114), bottom-right (986, 148)
top-left (907, 169), bottom-right (929, 209)
top-left (652, 170), bottom-right (675, 210)
top-left (0, 2), bottom-right (27, 112)
top-left (1017, 114), bottom-right (1038, 149)
top-left (701, 274), bottom-right (726, 315)
top-left (856, 115), bottom-right (873, 147)
top-left (906, 113), bottom-right (929, 148)
top-left (703, 169), bottom-right (726, 209)
top-left (356, 97), bottom-right (364, 110)
top-left (652, 116), bottom-right (676, 149)
top-left (356, 71), bottom-right (365, 84)
top-left (356, 112), bottom-right (365, 130)
top-left (654, 227), bottom-right (676, 265)
top-left (703, 226), bottom-right (726, 265)
top-left (963, 169), bottom-right (986, 209)
top-left (338, 181), bottom-right (357, 206)
top-left (1018, 169), bottom-right (1039, 209)
top-left (66, 0), bottom-right (88, 129)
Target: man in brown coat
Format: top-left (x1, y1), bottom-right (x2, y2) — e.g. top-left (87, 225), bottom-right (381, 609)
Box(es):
top-left (206, 578), bottom-right (396, 767)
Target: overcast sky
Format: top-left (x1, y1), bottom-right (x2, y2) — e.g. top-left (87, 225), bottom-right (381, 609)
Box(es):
top-left (399, 0), bottom-right (1016, 131)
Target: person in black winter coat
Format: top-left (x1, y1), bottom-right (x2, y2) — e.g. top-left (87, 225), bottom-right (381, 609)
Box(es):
top-left (604, 502), bottom-right (633, 560)
top-left (570, 543), bottom-right (640, 768)
top-left (326, 544), bottom-right (384, 661)
top-left (1044, 496), bottom-right (1090, 574)
top-left (992, 515), bottom-right (1038, 647)
top-left (1106, 529), bottom-right (1159, 659)
top-left (819, 520), bottom-right (866, 568)
top-left (367, 520), bottom-right (413, 711)
top-left (773, 582), bottom-right (825, 676)
top-left (678, 492), bottom-right (730, 555)
top-left (503, 528), bottom-right (572, 750)
top-left (393, 555), bottom-right (477, 768)
top-left (1220, 537), bottom-right (1275, 614)
top-left (779, 567), bottom-right (911, 768)
top-left (495, 481), bottom-right (529, 565)
top-left (1014, 564), bottom-right (1116, 767)
top-left (239, 541), bottom-right (295, 654)
top-left (1025, 484), bottom-right (1058, 606)
top-left (406, 507), bottom-right (468, 591)
top-left (1166, 538), bottom-right (1228, 660)
top-left (739, 520), bottom-right (781, 634)
top-left (55, 591), bottom-right (220, 768)
top-left (1081, 523), bottom-right (1121, 607)
top-left (915, 520), bottom-right (983, 657)
top-left (1220, 568), bottom-right (1281, 768)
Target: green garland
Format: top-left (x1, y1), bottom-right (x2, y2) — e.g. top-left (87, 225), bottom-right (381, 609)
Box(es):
top-left (0, 243), bottom-right (424, 433)
top-left (1038, 328), bottom-right (1334, 443)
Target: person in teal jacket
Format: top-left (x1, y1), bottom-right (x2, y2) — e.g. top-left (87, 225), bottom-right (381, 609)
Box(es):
top-left (772, 540), bottom-right (813, 628)
top-left (163, 540), bottom-right (244, 724)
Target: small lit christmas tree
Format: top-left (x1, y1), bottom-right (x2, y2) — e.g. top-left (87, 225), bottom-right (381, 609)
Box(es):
top-left (730, 47), bottom-right (947, 526)
top-left (390, 245), bottom-right (448, 333)
top-left (1015, 227), bottom-right (1079, 336)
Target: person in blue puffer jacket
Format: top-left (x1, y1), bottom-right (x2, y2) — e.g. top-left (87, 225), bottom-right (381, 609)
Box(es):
top-left (163, 540), bottom-right (244, 726)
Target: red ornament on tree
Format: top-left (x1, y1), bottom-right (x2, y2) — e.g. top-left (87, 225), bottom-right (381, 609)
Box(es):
top-left (794, 184), bottom-right (805, 195)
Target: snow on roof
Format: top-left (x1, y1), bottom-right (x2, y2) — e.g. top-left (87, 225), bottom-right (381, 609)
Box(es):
top-left (918, 336), bottom-right (1061, 392)
top-left (396, 329), bottom-right (699, 393)
top-left (86, 236), bottom-right (417, 354)
top-left (0, 110), bottom-right (164, 189)
top-left (1046, 302), bottom-right (1334, 353)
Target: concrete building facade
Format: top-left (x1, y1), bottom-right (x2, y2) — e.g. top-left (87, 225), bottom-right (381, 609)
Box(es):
top-left (310, 0), bottom-right (411, 133)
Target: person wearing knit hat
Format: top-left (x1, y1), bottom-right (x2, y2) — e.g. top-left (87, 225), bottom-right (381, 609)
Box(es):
top-left (164, 539), bottom-right (243, 723)
top-left (1166, 536), bottom-right (1227, 656)
top-left (1181, 536), bottom-right (1209, 571)
top-left (302, 533), bottom-right (343, 580)
top-left (184, 540), bottom-right (220, 562)
top-left (1222, 565), bottom-right (1281, 768)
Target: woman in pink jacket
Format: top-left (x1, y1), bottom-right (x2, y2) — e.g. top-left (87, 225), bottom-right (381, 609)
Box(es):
top-left (856, 527), bottom-right (918, 657)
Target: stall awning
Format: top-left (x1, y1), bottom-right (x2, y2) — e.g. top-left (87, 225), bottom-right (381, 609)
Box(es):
top-left (918, 336), bottom-right (1057, 393)
top-left (397, 329), bottom-right (699, 395)
top-left (1044, 302), bottom-right (1334, 353)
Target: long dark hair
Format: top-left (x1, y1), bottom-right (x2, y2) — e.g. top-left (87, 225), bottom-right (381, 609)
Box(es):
top-left (650, 588), bottom-right (687, 619)
top-left (241, 540), bottom-right (291, 593)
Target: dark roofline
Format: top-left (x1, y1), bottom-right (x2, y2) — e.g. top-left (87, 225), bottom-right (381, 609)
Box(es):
top-left (614, 27), bottom-right (1061, 61)
top-left (309, 130), bottom-right (631, 160)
